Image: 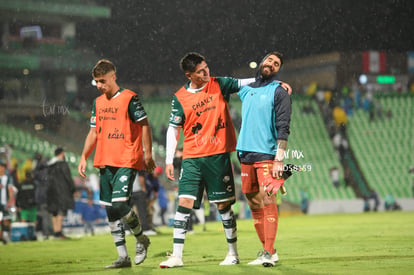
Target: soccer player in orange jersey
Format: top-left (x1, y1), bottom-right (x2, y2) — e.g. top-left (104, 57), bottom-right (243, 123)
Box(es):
top-left (78, 59), bottom-right (156, 269)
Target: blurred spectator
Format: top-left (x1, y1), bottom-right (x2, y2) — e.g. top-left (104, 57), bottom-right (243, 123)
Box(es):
top-left (324, 90), bottom-right (332, 105)
top-left (74, 176), bottom-right (91, 200)
top-left (86, 173), bottom-right (100, 202)
top-left (0, 161), bottom-right (16, 244)
top-left (354, 86), bottom-right (362, 109)
top-left (47, 147), bottom-right (75, 239)
top-left (315, 89), bottom-right (325, 103)
top-left (16, 171), bottom-right (37, 225)
top-left (363, 196), bottom-right (371, 212)
top-left (33, 153), bottom-right (52, 239)
top-left (18, 158), bottom-right (33, 183)
top-left (384, 194), bottom-right (401, 211)
top-left (332, 106), bottom-right (347, 128)
top-left (187, 207), bottom-right (206, 233)
top-left (131, 171), bottom-right (152, 234)
top-left (144, 166), bottom-right (162, 234)
top-left (302, 103), bottom-right (315, 114)
top-left (300, 188), bottom-right (309, 214)
top-left (375, 100), bottom-right (383, 120)
top-left (342, 90), bottom-right (354, 116)
top-left (157, 183), bottom-right (169, 226)
top-left (81, 197), bottom-right (99, 236)
top-left (329, 167), bottom-right (340, 188)
top-left (385, 109), bottom-right (392, 119)
top-left (9, 158), bottom-right (19, 188)
top-left (332, 131), bottom-right (349, 160)
top-left (370, 191), bottom-right (380, 212)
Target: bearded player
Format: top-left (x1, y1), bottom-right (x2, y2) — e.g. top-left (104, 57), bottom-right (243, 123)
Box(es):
top-left (237, 51), bottom-right (292, 267)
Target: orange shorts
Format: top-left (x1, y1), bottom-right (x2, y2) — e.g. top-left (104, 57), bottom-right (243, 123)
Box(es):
top-left (241, 160), bottom-right (283, 194)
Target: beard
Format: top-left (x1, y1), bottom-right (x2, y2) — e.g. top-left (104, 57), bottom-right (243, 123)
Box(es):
top-left (260, 65), bottom-right (277, 80)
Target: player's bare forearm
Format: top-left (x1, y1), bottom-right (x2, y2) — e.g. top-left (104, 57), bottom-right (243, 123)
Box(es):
top-left (78, 128), bottom-right (97, 177)
top-left (141, 122), bottom-right (156, 173)
top-left (81, 128), bottom-right (97, 160)
top-left (273, 139), bottom-right (288, 178)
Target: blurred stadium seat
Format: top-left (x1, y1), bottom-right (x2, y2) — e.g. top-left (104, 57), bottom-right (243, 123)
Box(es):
top-left (348, 93), bottom-right (413, 198)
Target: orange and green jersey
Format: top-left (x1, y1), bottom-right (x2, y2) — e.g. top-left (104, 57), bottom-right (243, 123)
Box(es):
top-left (91, 89), bottom-right (147, 170)
top-left (169, 77), bottom-right (241, 159)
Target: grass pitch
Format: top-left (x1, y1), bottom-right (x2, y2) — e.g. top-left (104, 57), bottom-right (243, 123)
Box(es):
top-left (1, 211), bottom-right (414, 274)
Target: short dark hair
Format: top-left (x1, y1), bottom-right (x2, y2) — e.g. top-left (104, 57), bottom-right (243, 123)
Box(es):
top-left (54, 147), bottom-right (64, 156)
top-left (180, 52), bottom-right (206, 73)
top-left (92, 59), bottom-right (116, 77)
top-left (261, 51), bottom-right (284, 67)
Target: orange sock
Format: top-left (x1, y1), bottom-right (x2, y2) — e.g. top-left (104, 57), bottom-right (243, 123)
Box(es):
top-left (263, 204), bottom-right (278, 254)
top-left (250, 207), bottom-right (265, 247)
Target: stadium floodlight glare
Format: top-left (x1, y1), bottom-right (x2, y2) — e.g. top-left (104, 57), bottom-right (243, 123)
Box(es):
top-left (249, 61), bottom-right (257, 69)
top-left (376, 75), bottom-right (396, 84)
top-left (359, 74), bottom-right (368, 85)
top-left (34, 124), bottom-right (44, 131)
top-left (91, 79), bottom-right (97, 86)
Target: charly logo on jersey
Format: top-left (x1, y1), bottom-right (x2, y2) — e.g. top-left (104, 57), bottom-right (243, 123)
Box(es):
top-left (99, 107), bottom-right (118, 114)
top-left (196, 106), bottom-right (216, 116)
top-left (191, 122), bottom-right (202, 134)
top-left (108, 128), bottom-right (124, 139)
top-left (193, 96), bottom-right (216, 116)
top-left (119, 175), bottom-right (128, 183)
top-left (192, 96), bottom-right (213, 110)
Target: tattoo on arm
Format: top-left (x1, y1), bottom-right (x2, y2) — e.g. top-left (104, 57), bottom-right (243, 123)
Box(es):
top-left (277, 140), bottom-right (287, 150)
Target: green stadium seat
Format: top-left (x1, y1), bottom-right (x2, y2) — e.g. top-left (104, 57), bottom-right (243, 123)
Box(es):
top-left (347, 93), bottom-right (413, 198)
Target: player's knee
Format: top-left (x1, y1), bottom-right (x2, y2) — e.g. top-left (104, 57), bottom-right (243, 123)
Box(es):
top-left (246, 192), bottom-right (263, 208)
top-left (107, 202), bottom-right (130, 220)
top-left (217, 201), bottom-right (232, 212)
top-left (178, 197), bottom-right (195, 209)
top-left (263, 194), bottom-right (277, 205)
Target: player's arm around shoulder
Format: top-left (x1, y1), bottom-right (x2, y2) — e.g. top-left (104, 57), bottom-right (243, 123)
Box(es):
top-left (278, 81), bottom-right (293, 95)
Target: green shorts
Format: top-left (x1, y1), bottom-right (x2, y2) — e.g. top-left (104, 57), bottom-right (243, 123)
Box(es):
top-left (20, 207), bottom-right (37, 222)
top-left (0, 205), bottom-right (10, 221)
top-left (179, 152), bottom-right (235, 209)
top-left (99, 166), bottom-right (137, 206)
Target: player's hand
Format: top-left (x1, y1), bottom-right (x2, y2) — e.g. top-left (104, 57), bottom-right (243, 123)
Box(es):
top-left (280, 82), bottom-right (293, 95)
top-left (263, 177), bottom-right (285, 196)
top-left (165, 164), bottom-right (175, 181)
top-left (144, 157), bottom-right (156, 174)
top-left (78, 158), bottom-right (87, 178)
top-left (272, 160), bottom-right (284, 179)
